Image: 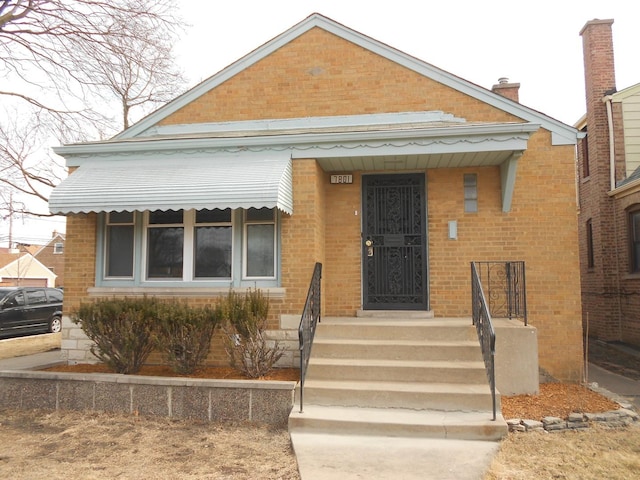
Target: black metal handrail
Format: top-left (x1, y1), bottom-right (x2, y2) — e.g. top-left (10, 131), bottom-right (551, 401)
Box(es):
top-left (298, 262), bottom-right (322, 413)
top-left (471, 262), bottom-right (497, 421)
top-left (473, 261), bottom-right (527, 325)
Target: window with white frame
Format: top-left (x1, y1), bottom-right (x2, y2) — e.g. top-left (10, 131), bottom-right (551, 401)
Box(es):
top-left (244, 208), bottom-right (276, 278)
top-left (106, 211), bottom-right (135, 277)
top-left (102, 208), bottom-right (277, 284)
top-left (146, 210), bottom-right (184, 279)
top-left (53, 242), bottom-right (64, 254)
top-left (194, 208), bottom-right (232, 278)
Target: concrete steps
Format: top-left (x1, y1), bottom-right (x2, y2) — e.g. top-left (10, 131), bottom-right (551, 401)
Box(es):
top-left (289, 316), bottom-right (507, 441)
top-left (289, 404), bottom-right (507, 441)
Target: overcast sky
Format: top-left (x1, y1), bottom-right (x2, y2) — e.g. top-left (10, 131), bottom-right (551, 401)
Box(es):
top-left (3, 0), bottom-right (639, 246)
top-left (174, 0), bottom-right (639, 126)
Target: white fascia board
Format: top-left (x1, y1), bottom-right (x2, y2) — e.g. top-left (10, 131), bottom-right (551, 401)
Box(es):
top-left (611, 82), bottom-right (640, 102)
top-left (115, 13), bottom-right (577, 146)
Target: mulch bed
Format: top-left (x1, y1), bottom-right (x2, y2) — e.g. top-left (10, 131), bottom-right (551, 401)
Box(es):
top-left (43, 364), bottom-right (300, 381)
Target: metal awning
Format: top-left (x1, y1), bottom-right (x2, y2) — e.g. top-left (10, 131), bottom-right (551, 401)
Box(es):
top-left (49, 154), bottom-right (293, 215)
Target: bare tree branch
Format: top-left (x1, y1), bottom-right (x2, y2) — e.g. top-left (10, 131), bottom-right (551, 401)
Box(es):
top-left (0, 0), bottom-right (188, 222)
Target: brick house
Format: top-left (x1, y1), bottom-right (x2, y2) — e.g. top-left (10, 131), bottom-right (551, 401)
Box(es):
top-left (577, 19), bottom-right (640, 346)
top-left (32, 231), bottom-right (66, 288)
top-left (49, 14), bottom-right (583, 381)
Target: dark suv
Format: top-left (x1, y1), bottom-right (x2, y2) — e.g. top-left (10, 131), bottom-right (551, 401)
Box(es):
top-left (0, 287), bottom-right (63, 338)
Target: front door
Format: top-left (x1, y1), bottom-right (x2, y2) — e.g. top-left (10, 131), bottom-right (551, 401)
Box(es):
top-left (362, 174), bottom-right (428, 310)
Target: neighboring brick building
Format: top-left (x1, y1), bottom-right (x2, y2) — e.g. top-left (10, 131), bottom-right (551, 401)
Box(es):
top-left (49, 14), bottom-right (584, 380)
top-left (577, 19), bottom-right (640, 346)
top-left (32, 231), bottom-right (66, 288)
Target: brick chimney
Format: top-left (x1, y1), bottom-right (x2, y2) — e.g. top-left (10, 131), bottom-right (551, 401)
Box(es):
top-left (491, 77), bottom-right (520, 102)
top-left (580, 19), bottom-right (616, 180)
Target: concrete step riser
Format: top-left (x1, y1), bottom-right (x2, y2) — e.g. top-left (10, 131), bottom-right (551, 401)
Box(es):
top-left (316, 324), bottom-right (477, 342)
top-left (306, 363), bottom-right (488, 384)
top-left (311, 342), bottom-right (482, 361)
top-left (288, 417), bottom-right (505, 441)
top-left (299, 387), bottom-right (495, 411)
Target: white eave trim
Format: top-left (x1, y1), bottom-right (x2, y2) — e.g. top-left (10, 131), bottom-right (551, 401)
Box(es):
top-left (54, 121), bottom-right (540, 166)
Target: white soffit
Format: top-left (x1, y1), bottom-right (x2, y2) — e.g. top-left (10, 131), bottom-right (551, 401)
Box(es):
top-left (48, 154), bottom-right (293, 215)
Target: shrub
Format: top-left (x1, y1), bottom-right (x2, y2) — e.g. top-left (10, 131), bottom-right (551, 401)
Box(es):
top-left (73, 297), bottom-right (158, 374)
top-left (221, 289), bottom-right (284, 378)
top-left (154, 300), bottom-right (222, 374)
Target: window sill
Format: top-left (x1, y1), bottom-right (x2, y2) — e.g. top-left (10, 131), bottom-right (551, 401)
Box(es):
top-left (622, 273), bottom-right (640, 281)
top-left (87, 286), bottom-right (286, 299)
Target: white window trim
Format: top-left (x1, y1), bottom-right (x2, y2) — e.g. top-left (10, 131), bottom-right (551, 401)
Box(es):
top-left (98, 208), bottom-right (279, 287)
top-left (143, 210), bottom-right (187, 282)
top-left (242, 209), bottom-right (277, 280)
top-left (53, 242), bottom-right (64, 254)
top-left (192, 210), bottom-right (233, 281)
top-left (104, 212), bottom-right (135, 280)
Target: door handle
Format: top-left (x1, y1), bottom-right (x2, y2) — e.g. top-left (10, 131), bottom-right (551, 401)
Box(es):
top-left (365, 239), bottom-right (374, 256)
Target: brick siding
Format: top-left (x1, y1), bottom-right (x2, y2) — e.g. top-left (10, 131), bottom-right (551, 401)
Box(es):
top-left (62, 25), bottom-right (583, 380)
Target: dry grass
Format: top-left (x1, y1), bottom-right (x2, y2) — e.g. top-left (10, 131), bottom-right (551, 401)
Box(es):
top-left (0, 409), bottom-right (299, 480)
top-left (484, 425), bottom-right (640, 480)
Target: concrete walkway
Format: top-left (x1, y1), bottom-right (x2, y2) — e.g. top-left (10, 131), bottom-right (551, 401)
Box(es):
top-left (290, 431), bottom-right (500, 480)
top-left (3, 351), bottom-right (640, 480)
top-left (0, 349), bottom-right (64, 370)
top-left (289, 361), bottom-right (640, 480)
top-left (587, 363), bottom-right (640, 410)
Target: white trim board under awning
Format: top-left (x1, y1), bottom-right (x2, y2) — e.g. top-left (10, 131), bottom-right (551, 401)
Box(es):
top-left (49, 154), bottom-right (293, 215)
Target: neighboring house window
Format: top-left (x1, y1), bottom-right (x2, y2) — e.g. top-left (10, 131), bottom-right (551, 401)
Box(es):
top-left (244, 208), bottom-right (276, 278)
top-left (586, 219), bottom-right (595, 269)
top-left (464, 173), bottom-right (478, 213)
top-left (581, 133), bottom-right (589, 178)
top-left (106, 212), bottom-right (135, 278)
top-left (53, 242), bottom-right (64, 254)
top-left (629, 207), bottom-right (640, 273)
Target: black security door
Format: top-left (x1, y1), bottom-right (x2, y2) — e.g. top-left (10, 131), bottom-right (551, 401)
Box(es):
top-left (362, 174), bottom-right (428, 310)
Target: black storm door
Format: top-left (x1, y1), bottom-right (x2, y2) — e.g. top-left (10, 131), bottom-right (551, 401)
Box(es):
top-left (362, 174), bottom-right (428, 310)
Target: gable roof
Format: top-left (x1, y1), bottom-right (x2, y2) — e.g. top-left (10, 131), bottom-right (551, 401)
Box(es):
top-left (117, 13), bottom-right (577, 146)
top-left (0, 252), bottom-right (57, 282)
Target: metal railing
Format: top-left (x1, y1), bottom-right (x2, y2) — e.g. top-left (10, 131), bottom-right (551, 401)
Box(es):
top-left (471, 262), bottom-right (497, 421)
top-left (473, 261), bottom-right (527, 325)
top-left (298, 262), bottom-right (322, 413)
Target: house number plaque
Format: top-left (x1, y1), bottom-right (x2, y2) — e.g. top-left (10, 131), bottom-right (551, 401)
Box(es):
top-left (330, 174), bottom-right (353, 184)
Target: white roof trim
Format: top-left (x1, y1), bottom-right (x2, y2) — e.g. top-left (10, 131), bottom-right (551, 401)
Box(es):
top-left (55, 120), bottom-right (539, 166)
top-left (49, 153), bottom-right (293, 215)
top-left (611, 82), bottom-right (640, 102)
top-left (115, 13), bottom-right (578, 146)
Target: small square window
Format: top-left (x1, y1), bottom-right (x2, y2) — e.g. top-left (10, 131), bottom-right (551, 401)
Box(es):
top-left (53, 242), bottom-right (64, 254)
